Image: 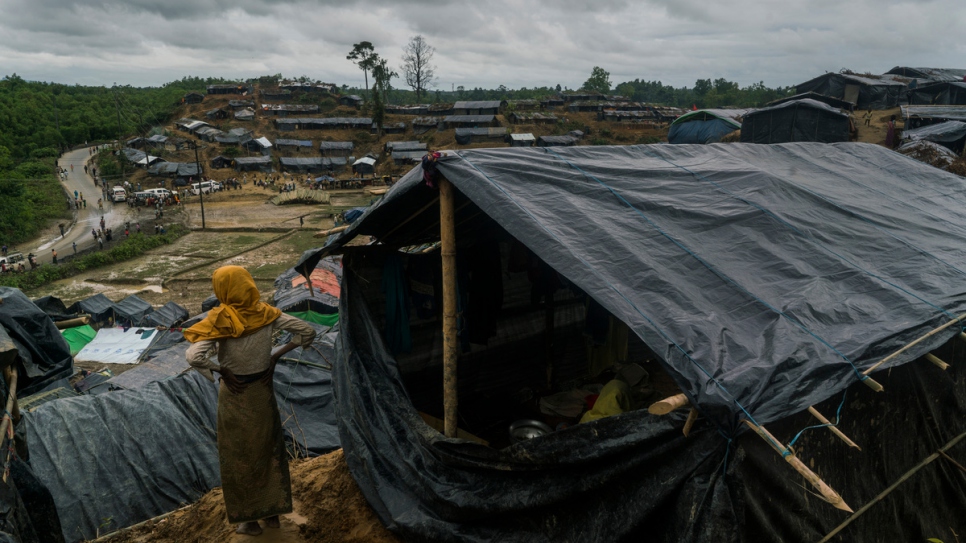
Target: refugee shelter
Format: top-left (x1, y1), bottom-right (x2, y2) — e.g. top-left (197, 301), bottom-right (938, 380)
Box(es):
top-left (233, 156), bottom-right (273, 172)
top-left (141, 301), bottom-right (189, 328)
top-left (385, 141), bottom-right (427, 154)
top-left (453, 100), bottom-right (506, 115)
top-left (795, 72), bottom-right (906, 109)
top-left (901, 105), bottom-right (966, 129)
top-left (885, 66), bottom-right (966, 83)
top-left (536, 135), bottom-right (578, 147)
top-left (112, 295), bottom-right (154, 327)
top-left (667, 109), bottom-right (750, 144)
top-left (900, 121), bottom-right (966, 154)
top-left (67, 293), bottom-right (115, 328)
top-left (319, 141), bottom-right (354, 157)
top-left (767, 92), bottom-right (855, 111)
top-left (280, 157), bottom-right (329, 174)
top-left (908, 82), bottom-right (966, 106)
top-left (183, 92), bottom-right (204, 104)
top-left (297, 143), bottom-right (966, 542)
top-left (242, 136), bottom-right (273, 155)
top-left (442, 115), bottom-right (499, 129)
top-left (275, 139), bottom-right (313, 152)
top-left (454, 127), bottom-right (506, 145)
top-left (508, 133), bottom-right (536, 147)
top-left (740, 99), bottom-right (850, 144)
top-left (352, 156), bottom-right (377, 176)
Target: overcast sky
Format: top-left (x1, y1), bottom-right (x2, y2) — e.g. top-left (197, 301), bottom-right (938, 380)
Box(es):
top-left (1, 0), bottom-right (963, 90)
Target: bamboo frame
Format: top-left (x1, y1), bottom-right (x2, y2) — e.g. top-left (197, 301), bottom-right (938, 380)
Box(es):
top-left (924, 353), bottom-right (949, 370)
top-left (742, 419), bottom-right (853, 513)
top-left (682, 408), bottom-right (699, 437)
top-left (648, 393), bottom-right (689, 415)
top-left (439, 177), bottom-right (459, 438)
top-left (54, 316), bottom-right (91, 330)
top-left (861, 313), bottom-right (966, 390)
top-left (808, 406), bottom-right (861, 450)
top-left (313, 224), bottom-right (349, 238)
top-left (0, 367), bottom-right (18, 439)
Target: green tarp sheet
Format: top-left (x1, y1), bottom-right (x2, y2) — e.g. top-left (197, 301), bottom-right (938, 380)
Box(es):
top-left (60, 325), bottom-right (96, 356)
top-left (286, 311), bottom-right (338, 327)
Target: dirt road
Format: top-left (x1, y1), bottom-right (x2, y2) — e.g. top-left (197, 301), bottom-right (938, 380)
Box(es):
top-left (27, 146), bottom-right (134, 264)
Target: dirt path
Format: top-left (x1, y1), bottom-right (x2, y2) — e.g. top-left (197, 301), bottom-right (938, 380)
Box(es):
top-left (97, 449), bottom-right (402, 543)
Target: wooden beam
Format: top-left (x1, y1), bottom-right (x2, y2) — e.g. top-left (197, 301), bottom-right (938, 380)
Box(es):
top-left (648, 393), bottom-right (689, 415)
top-left (808, 406), bottom-right (861, 450)
top-left (313, 224), bottom-right (349, 238)
top-left (54, 316), bottom-right (91, 330)
top-left (742, 420), bottom-right (853, 513)
top-left (439, 177), bottom-right (459, 439)
top-left (861, 313), bottom-right (966, 390)
top-left (924, 353), bottom-right (949, 370)
top-left (682, 408), bottom-right (699, 437)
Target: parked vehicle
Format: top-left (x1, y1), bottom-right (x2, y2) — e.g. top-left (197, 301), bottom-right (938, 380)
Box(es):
top-left (111, 186), bottom-right (126, 202)
top-left (190, 181), bottom-right (222, 195)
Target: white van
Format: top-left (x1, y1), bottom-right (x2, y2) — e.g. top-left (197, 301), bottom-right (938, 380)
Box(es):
top-left (190, 181), bottom-right (221, 195)
top-left (145, 188), bottom-right (172, 199)
top-left (111, 186), bottom-right (126, 202)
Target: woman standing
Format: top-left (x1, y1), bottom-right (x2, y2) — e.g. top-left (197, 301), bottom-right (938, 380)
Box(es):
top-left (185, 266), bottom-right (316, 535)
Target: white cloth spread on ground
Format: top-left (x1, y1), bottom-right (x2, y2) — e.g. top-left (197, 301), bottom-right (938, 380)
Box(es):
top-left (75, 327), bottom-right (159, 365)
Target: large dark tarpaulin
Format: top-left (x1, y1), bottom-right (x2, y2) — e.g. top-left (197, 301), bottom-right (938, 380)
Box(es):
top-left (0, 288), bottom-right (73, 396)
top-left (66, 294), bottom-right (114, 328)
top-left (667, 115), bottom-right (741, 144)
top-left (302, 143), bottom-right (966, 433)
top-left (141, 301), bottom-right (189, 328)
top-left (740, 99), bottom-right (850, 144)
top-left (335, 278), bottom-right (966, 542)
top-left (910, 82), bottom-right (966, 106)
top-left (25, 372), bottom-right (221, 542)
top-left (901, 120), bottom-right (966, 153)
top-left (111, 294), bottom-right (154, 327)
top-left (795, 73), bottom-right (904, 110)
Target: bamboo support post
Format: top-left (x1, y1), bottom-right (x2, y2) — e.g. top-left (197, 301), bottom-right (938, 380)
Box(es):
top-left (959, 332), bottom-right (966, 343)
top-left (313, 224), bottom-right (349, 238)
top-left (807, 406), bottom-right (861, 450)
top-left (924, 353), bottom-right (949, 370)
top-left (861, 313), bottom-right (966, 390)
top-left (682, 408), bottom-right (699, 437)
top-left (54, 316), bottom-right (91, 330)
top-left (0, 367), bottom-right (18, 438)
top-left (648, 393), bottom-right (689, 415)
top-left (742, 419), bottom-right (853, 513)
top-left (439, 177), bottom-right (459, 438)
top-left (818, 431), bottom-right (966, 542)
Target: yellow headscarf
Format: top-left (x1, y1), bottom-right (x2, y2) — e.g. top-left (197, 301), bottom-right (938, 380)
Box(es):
top-left (183, 266), bottom-right (282, 343)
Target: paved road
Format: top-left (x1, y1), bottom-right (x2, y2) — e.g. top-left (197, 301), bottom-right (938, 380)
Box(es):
top-left (28, 146), bottom-right (132, 265)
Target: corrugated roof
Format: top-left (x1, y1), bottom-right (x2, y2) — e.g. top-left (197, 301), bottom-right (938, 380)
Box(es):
top-left (234, 156), bottom-right (272, 165)
top-left (319, 142), bottom-right (354, 150)
top-left (454, 101), bottom-right (504, 109)
top-left (275, 139), bottom-right (313, 147)
top-left (444, 115), bottom-right (496, 123)
top-left (510, 133), bottom-right (536, 141)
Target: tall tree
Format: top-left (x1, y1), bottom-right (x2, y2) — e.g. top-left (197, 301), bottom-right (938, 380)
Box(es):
top-left (372, 57), bottom-right (398, 105)
top-left (401, 35), bottom-right (437, 102)
top-left (347, 41), bottom-right (378, 100)
top-left (582, 67), bottom-right (612, 94)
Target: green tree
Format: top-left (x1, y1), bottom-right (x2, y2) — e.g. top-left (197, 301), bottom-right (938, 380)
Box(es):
top-left (582, 67), bottom-right (612, 94)
top-left (347, 41), bottom-right (378, 100)
top-left (372, 57), bottom-right (398, 105)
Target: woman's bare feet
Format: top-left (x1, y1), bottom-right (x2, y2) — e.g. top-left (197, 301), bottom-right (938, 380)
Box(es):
top-left (236, 521), bottom-right (263, 535)
top-left (264, 515), bottom-right (281, 529)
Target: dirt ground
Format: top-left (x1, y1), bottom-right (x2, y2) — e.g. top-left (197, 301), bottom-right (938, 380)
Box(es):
top-left (94, 449), bottom-right (402, 543)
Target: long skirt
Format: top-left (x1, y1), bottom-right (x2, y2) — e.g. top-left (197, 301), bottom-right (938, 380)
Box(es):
top-left (217, 376), bottom-right (292, 523)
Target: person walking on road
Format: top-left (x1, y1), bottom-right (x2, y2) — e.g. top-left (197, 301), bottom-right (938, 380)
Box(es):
top-left (98, 236), bottom-right (104, 250)
top-left (70, 164), bottom-right (73, 172)
top-left (51, 249), bottom-right (58, 264)
top-left (72, 242), bottom-right (77, 255)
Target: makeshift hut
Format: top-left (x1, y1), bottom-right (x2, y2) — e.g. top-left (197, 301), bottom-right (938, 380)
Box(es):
top-left (260, 89), bottom-right (292, 101)
top-left (794, 72), bottom-right (906, 109)
top-left (67, 293), bottom-right (116, 328)
top-left (112, 295), bottom-right (154, 327)
top-left (205, 108), bottom-right (229, 120)
top-left (667, 109), bottom-right (750, 144)
top-left (209, 156), bottom-right (232, 169)
top-left (536, 135), bottom-right (578, 147)
top-left (372, 122), bottom-right (407, 135)
top-left (412, 117), bottom-right (440, 134)
top-left (908, 82), bottom-right (966, 106)
top-left (275, 139), bottom-right (313, 153)
top-left (385, 141), bottom-right (427, 154)
top-left (508, 133), bottom-right (536, 147)
top-left (900, 121), bottom-right (966, 154)
top-left (183, 92), bottom-right (204, 104)
top-left (229, 99), bottom-right (255, 110)
top-left (141, 302), bottom-right (189, 328)
top-left (901, 105), bottom-right (966, 129)
top-left (279, 157), bottom-right (328, 174)
top-left (392, 151), bottom-right (426, 165)
top-left (319, 141), bottom-right (354, 158)
top-left (261, 104), bottom-right (320, 116)
top-left (540, 97), bottom-right (565, 109)
top-left (453, 100), bottom-right (506, 116)
top-left (508, 112), bottom-right (557, 125)
top-left (206, 83), bottom-right (253, 95)
top-left (884, 66), bottom-right (966, 83)
top-left (234, 108), bottom-right (255, 121)
top-left (233, 156), bottom-right (273, 173)
top-left (352, 156), bottom-right (377, 176)
top-left (441, 115), bottom-right (499, 129)
top-left (297, 143), bottom-right (966, 543)
top-left (767, 92), bottom-right (856, 111)
top-left (243, 136), bottom-right (273, 155)
top-left (454, 127), bottom-right (506, 145)
top-left (740, 99), bottom-right (850, 144)
top-left (338, 95), bottom-right (364, 108)
top-left (273, 258), bottom-right (341, 314)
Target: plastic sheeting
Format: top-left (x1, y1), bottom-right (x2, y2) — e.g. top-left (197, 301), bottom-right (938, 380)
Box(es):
top-left (301, 143), bottom-right (966, 433)
top-left (668, 112), bottom-right (742, 144)
top-left (24, 372), bottom-right (221, 542)
top-left (66, 294), bottom-right (114, 328)
top-left (333, 281), bottom-right (966, 542)
top-left (900, 120), bottom-right (966, 153)
top-left (795, 73), bottom-right (905, 109)
top-left (75, 328), bottom-right (159, 365)
top-left (111, 295), bottom-right (154, 327)
top-left (31, 296), bottom-right (73, 322)
top-left (141, 301), bottom-right (189, 328)
top-left (0, 288), bottom-right (74, 397)
top-left (740, 99), bottom-right (850, 144)
top-left (274, 258), bottom-right (341, 314)
top-left (59, 325), bottom-right (95, 357)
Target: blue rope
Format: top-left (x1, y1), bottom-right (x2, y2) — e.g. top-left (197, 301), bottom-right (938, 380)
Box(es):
top-left (452, 152), bottom-right (764, 433)
top-left (787, 389), bottom-right (850, 451)
top-left (541, 148), bottom-right (869, 382)
top-left (638, 146), bottom-right (956, 323)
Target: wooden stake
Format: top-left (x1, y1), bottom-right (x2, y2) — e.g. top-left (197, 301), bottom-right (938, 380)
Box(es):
top-left (861, 313), bottom-right (966, 390)
top-left (808, 406), bottom-right (861, 450)
top-left (313, 224), bottom-right (349, 238)
top-left (439, 176), bottom-right (459, 439)
top-left (959, 331), bottom-right (966, 343)
top-left (0, 367), bottom-right (17, 438)
top-left (682, 408), bottom-right (699, 437)
top-left (924, 353), bottom-right (949, 370)
top-left (54, 316), bottom-right (90, 330)
top-left (648, 393), bottom-right (689, 415)
top-left (742, 419), bottom-right (853, 513)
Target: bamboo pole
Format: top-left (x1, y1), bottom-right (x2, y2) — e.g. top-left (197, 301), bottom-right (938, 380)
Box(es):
top-left (959, 332), bottom-right (966, 343)
top-left (0, 367), bottom-right (18, 440)
top-left (54, 316), bottom-right (91, 329)
top-left (313, 224), bottom-right (349, 238)
top-left (742, 419), bottom-right (853, 513)
top-left (860, 313), bottom-right (966, 390)
top-left (682, 408), bottom-right (699, 437)
top-left (439, 177), bottom-right (459, 439)
top-left (648, 393), bottom-right (689, 415)
top-left (924, 353), bottom-right (949, 370)
top-left (808, 406), bottom-right (861, 450)
top-left (817, 431), bottom-right (966, 542)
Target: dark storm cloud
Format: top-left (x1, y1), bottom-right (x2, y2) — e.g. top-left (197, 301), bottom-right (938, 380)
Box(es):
top-left (0, 0), bottom-right (963, 89)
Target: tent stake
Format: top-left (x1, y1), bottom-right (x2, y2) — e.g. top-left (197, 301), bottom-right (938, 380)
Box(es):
top-left (807, 406), bottom-right (861, 450)
top-left (742, 419), bottom-right (853, 513)
top-left (924, 353), bottom-right (949, 370)
top-left (861, 313), bottom-right (966, 390)
top-left (648, 393), bottom-right (689, 415)
top-left (682, 408), bottom-right (699, 437)
top-left (439, 176), bottom-right (459, 438)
